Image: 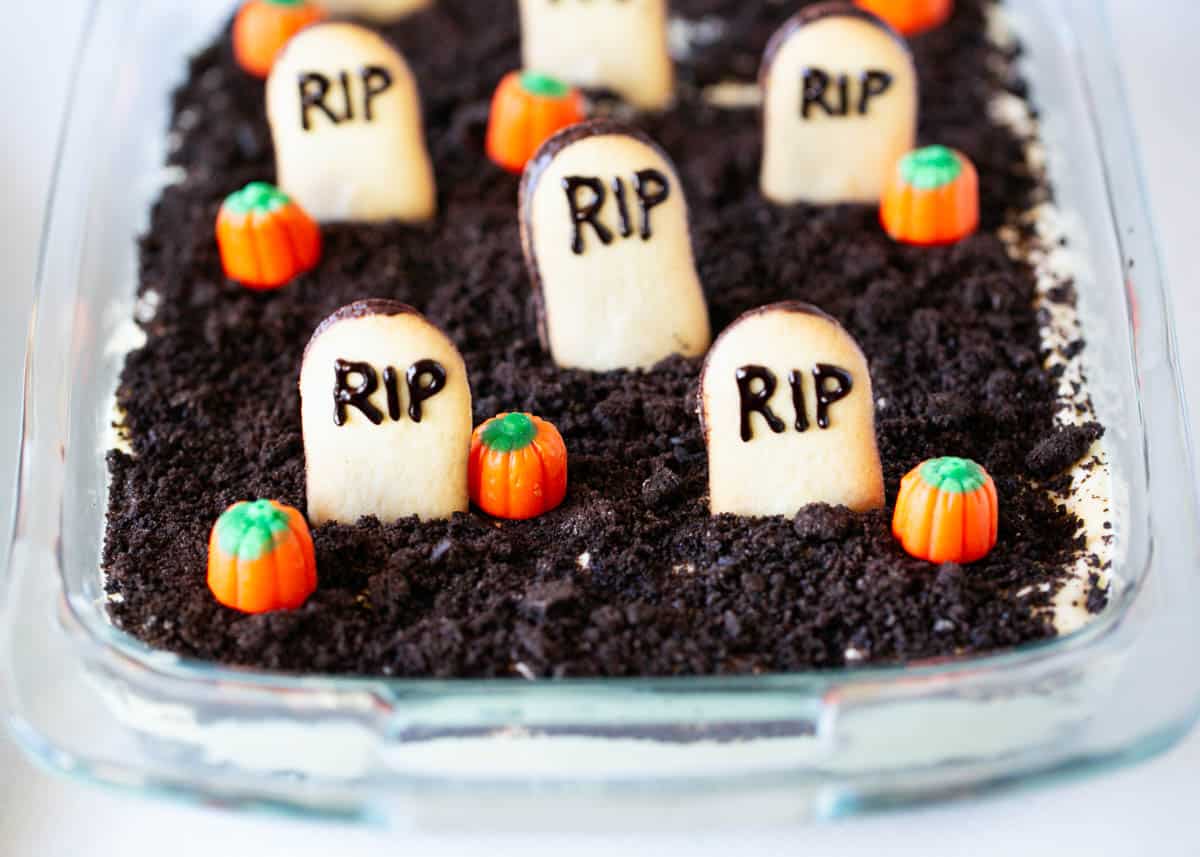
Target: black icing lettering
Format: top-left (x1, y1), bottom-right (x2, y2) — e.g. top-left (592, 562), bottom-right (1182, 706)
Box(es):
top-left (802, 68), bottom-right (894, 118)
top-left (813, 364), bottom-right (853, 429)
top-left (858, 70), bottom-right (893, 115)
top-left (361, 65), bottom-right (393, 121)
top-left (836, 74), bottom-right (851, 117)
top-left (801, 67), bottom-right (836, 118)
top-left (333, 359), bottom-right (382, 426)
top-left (383, 367), bottom-right (402, 422)
top-left (406, 360), bottom-right (447, 423)
top-left (300, 66), bottom-right (395, 130)
top-left (612, 176), bottom-right (633, 239)
top-left (563, 176), bottom-right (613, 255)
top-left (338, 71), bottom-right (355, 123)
top-left (299, 73), bottom-right (340, 131)
top-left (787, 370), bottom-right (810, 433)
top-left (633, 169), bottom-right (670, 241)
top-left (736, 366), bottom-right (785, 443)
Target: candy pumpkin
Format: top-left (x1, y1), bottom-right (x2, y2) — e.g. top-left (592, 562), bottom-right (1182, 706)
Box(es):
top-left (486, 71), bottom-right (586, 174)
top-left (881, 145), bottom-right (979, 246)
top-left (893, 457), bottom-right (998, 564)
top-left (216, 181), bottom-right (322, 290)
top-left (854, 0), bottom-right (953, 36)
top-left (469, 413), bottom-right (568, 520)
top-left (233, 0), bottom-right (325, 79)
top-left (208, 499), bottom-right (318, 614)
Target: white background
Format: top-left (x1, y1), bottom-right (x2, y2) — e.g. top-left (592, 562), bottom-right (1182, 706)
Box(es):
top-left (2, 1), bottom-right (1199, 854)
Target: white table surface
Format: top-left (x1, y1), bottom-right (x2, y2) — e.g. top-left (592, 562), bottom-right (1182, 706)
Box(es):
top-left (3, 2), bottom-right (1199, 854)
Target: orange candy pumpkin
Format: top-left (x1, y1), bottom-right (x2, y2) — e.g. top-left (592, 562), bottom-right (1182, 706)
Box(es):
top-left (881, 145), bottom-right (979, 247)
top-left (486, 71), bottom-right (586, 174)
top-left (208, 499), bottom-right (318, 614)
top-left (854, 0), bottom-right (953, 36)
top-left (469, 413), bottom-right (568, 520)
top-left (893, 457), bottom-right (998, 564)
top-left (216, 181), bottom-right (322, 290)
top-left (233, 0), bottom-right (325, 79)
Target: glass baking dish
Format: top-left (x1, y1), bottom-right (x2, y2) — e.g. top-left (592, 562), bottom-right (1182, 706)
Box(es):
top-left (3, 0), bottom-right (1199, 828)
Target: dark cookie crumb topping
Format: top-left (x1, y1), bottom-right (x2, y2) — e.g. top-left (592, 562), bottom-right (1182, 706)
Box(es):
top-left (1025, 421), bottom-right (1104, 478)
top-left (103, 0), bottom-right (1107, 677)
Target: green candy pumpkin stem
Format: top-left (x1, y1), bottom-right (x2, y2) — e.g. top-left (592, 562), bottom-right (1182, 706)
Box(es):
top-left (899, 145), bottom-right (963, 191)
top-left (223, 181), bottom-right (292, 215)
top-left (520, 70), bottom-right (571, 99)
top-left (215, 499), bottom-right (292, 559)
top-left (918, 456), bottom-right (987, 494)
top-left (480, 413), bottom-right (538, 452)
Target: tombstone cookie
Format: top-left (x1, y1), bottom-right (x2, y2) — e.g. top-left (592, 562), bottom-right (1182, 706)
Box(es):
top-left (266, 22), bottom-right (436, 223)
top-left (518, 0), bottom-right (674, 110)
top-left (760, 3), bottom-right (917, 205)
top-left (300, 300), bottom-right (472, 524)
top-left (519, 121), bottom-right (711, 371)
top-left (320, 0), bottom-right (432, 21)
top-left (700, 302), bottom-right (884, 517)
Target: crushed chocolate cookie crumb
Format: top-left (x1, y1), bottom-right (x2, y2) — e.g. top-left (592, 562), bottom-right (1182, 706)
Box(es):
top-left (642, 461), bottom-right (685, 509)
top-left (793, 504), bottom-right (859, 542)
top-left (1086, 572), bottom-right (1109, 614)
top-left (1026, 422), bottom-right (1104, 479)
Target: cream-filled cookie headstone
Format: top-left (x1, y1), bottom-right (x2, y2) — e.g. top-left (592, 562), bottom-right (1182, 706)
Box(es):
top-left (320, 0), bottom-right (431, 21)
top-left (301, 300), bottom-right (471, 524)
top-left (518, 0), bottom-right (673, 110)
top-left (760, 4), bottom-right (917, 205)
top-left (700, 302), bottom-right (884, 517)
top-left (266, 22), bottom-right (436, 223)
top-left (519, 121), bottom-right (711, 371)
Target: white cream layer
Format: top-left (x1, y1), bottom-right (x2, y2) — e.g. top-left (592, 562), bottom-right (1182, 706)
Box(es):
top-left (985, 4), bottom-right (1116, 632)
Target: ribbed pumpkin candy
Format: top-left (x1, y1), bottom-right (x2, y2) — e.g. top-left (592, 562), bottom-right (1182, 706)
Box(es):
top-left (208, 500), bottom-right (318, 614)
top-left (216, 181), bottom-right (322, 290)
top-left (893, 457), bottom-right (998, 564)
top-left (854, 0), bottom-right (954, 36)
top-left (486, 71), bottom-right (586, 174)
top-left (233, 0), bottom-right (325, 79)
top-left (881, 145), bottom-right (979, 246)
top-left (469, 413), bottom-right (568, 520)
